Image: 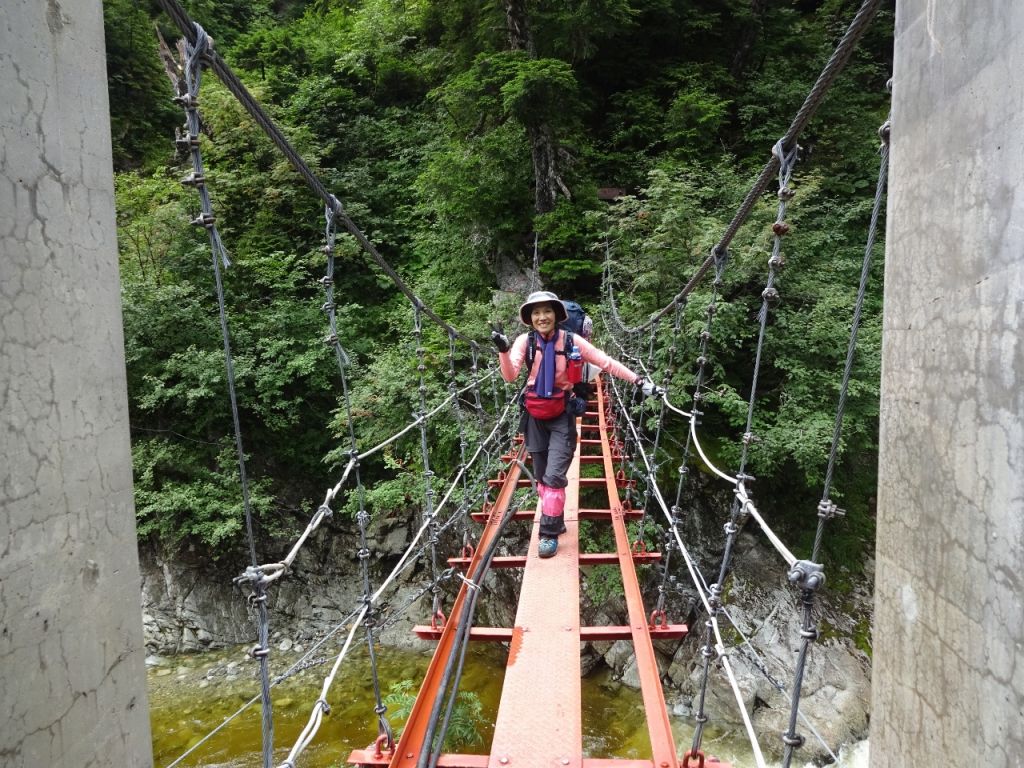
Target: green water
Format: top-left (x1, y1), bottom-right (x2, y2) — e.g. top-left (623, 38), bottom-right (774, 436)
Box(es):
top-left (148, 642), bottom-right (847, 768)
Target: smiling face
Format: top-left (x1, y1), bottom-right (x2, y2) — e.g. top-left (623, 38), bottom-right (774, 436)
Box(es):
top-left (530, 303), bottom-right (557, 335)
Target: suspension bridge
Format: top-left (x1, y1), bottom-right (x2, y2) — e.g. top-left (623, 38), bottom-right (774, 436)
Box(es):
top-left (3, 1), bottom-right (1024, 768)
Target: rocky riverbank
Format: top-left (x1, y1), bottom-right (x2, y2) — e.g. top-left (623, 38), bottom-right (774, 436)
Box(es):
top-left (140, 509), bottom-right (874, 765)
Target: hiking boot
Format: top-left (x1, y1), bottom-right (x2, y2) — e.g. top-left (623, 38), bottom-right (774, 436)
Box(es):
top-left (538, 537), bottom-right (558, 558)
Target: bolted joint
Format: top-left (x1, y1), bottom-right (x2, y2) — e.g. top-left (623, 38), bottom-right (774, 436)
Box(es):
top-left (777, 186), bottom-right (796, 202)
top-left (694, 713), bottom-right (709, 724)
top-left (761, 286), bottom-right (781, 304)
top-left (741, 431), bottom-right (756, 446)
top-left (174, 134), bottom-right (200, 152)
top-left (800, 626), bottom-right (820, 641)
top-left (768, 254), bottom-right (785, 269)
top-left (771, 221), bottom-right (791, 237)
top-left (878, 120), bottom-right (891, 143)
top-left (723, 521), bottom-right (738, 537)
top-left (190, 212), bottom-right (216, 229)
top-left (321, 300), bottom-right (336, 313)
top-left (817, 498), bottom-right (846, 520)
top-left (318, 698), bottom-right (332, 715)
top-left (180, 172), bottom-right (206, 188)
top-left (787, 560), bottom-right (826, 592)
top-left (323, 332), bottom-right (339, 347)
top-left (705, 304), bottom-right (717, 317)
top-left (319, 275), bottom-right (333, 287)
top-left (357, 547), bottom-right (370, 560)
top-left (695, 355), bottom-right (707, 368)
top-left (173, 93), bottom-right (199, 109)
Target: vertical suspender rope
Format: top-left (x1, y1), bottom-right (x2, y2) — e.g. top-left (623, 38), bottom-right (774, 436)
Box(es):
top-left (633, 319), bottom-right (663, 546)
top-left (323, 204), bottom-right (394, 754)
top-left (652, 302), bottom-right (688, 618)
top-left (448, 332), bottom-right (473, 554)
top-left (448, 332), bottom-right (471, 510)
top-left (736, 141), bottom-right (799, 480)
top-left (413, 305), bottom-right (443, 627)
top-left (779, 115), bottom-right (890, 768)
top-left (685, 247), bottom-right (730, 762)
top-left (176, 27), bottom-right (273, 768)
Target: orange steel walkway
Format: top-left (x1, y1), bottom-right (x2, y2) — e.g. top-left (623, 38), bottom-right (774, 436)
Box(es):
top-left (349, 378), bottom-right (731, 768)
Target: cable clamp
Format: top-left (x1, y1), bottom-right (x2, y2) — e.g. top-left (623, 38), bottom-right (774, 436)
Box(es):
top-left (771, 221), bottom-right (791, 237)
top-left (787, 560), bottom-right (825, 592)
top-left (777, 185), bottom-right (796, 201)
top-left (190, 212), bottom-right (216, 229)
top-left (250, 644), bottom-right (270, 659)
top-left (781, 732), bottom-right (805, 748)
top-left (172, 93), bottom-right (199, 109)
top-left (234, 564), bottom-right (265, 587)
top-left (817, 498), bottom-right (845, 520)
top-left (318, 275), bottom-right (333, 287)
top-left (761, 286), bottom-right (781, 303)
top-left (180, 171), bottom-right (205, 188)
top-left (174, 134), bottom-right (201, 152)
top-left (878, 120), bottom-right (891, 143)
top-left (458, 573), bottom-right (481, 591)
top-left (321, 300), bottom-right (336, 313)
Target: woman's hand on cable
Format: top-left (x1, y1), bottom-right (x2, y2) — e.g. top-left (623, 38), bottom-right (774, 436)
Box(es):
top-left (490, 323), bottom-right (510, 353)
top-left (636, 376), bottom-right (665, 399)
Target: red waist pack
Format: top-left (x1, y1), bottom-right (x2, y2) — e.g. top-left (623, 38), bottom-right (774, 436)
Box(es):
top-left (524, 390), bottom-right (567, 420)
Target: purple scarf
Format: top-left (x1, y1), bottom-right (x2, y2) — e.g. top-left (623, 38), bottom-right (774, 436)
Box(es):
top-left (533, 332), bottom-right (558, 398)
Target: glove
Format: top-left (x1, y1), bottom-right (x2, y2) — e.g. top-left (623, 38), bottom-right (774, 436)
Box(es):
top-left (636, 376), bottom-right (665, 399)
top-left (491, 328), bottom-right (510, 354)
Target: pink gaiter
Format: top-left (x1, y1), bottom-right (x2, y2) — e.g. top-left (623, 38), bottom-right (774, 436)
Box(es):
top-left (542, 486), bottom-right (566, 518)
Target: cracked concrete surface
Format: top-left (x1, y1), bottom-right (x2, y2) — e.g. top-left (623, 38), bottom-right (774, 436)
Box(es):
top-left (873, 2), bottom-right (1024, 765)
top-left (1, 2), bottom-right (153, 766)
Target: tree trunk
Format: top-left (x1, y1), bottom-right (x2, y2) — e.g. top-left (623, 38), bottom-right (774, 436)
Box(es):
top-left (730, 0), bottom-right (769, 79)
top-left (504, 0), bottom-right (565, 216)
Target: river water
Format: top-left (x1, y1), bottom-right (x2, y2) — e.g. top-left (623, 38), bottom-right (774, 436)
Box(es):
top-left (148, 643), bottom-right (867, 768)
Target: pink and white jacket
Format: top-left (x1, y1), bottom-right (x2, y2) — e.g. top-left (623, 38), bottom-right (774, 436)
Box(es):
top-left (498, 330), bottom-right (639, 391)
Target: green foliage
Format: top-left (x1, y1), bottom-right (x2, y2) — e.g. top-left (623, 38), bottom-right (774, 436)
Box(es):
top-left (104, 0), bottom-right (179, 169)
top-left (108, 0), bottom-right (893, 567)
top-left (384, 679), bottom-right (484, 750)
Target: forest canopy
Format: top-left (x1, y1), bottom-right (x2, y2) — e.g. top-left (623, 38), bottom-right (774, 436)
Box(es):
top-left (106, 0), bottom-right (894, 569)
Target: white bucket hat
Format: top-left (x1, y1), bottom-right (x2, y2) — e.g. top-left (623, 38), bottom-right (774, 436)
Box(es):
top-left (518, 290), bottom-right (568, 326)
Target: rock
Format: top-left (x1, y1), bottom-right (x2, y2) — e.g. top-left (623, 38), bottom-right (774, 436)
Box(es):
top-left (278, 637), bottom-right (294, 652)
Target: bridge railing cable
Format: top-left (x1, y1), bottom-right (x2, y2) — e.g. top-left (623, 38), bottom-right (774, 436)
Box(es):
top-left (279, 398), bottom-right (517, 767)
top-left (606, 377), bottom-right (769, 768)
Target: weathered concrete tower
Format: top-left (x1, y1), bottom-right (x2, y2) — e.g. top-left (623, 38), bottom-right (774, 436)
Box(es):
top-left (874, 2), bottom-right (1024, 764)
top-left (0, 1), bottom-right (154, 766)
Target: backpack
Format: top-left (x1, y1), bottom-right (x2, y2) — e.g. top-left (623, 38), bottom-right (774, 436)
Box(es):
top-left (559, 301), bottom-right (591, 339)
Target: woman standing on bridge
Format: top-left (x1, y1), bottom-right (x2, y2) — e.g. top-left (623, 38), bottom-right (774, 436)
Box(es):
top-left (491, 291), bottom-right (663, 558)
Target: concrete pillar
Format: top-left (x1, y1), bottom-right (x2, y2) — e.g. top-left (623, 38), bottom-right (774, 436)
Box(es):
top-left (873, 2), bottom-right (1024, 765)
top-left (0, 1), bottom-right (153, 766)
